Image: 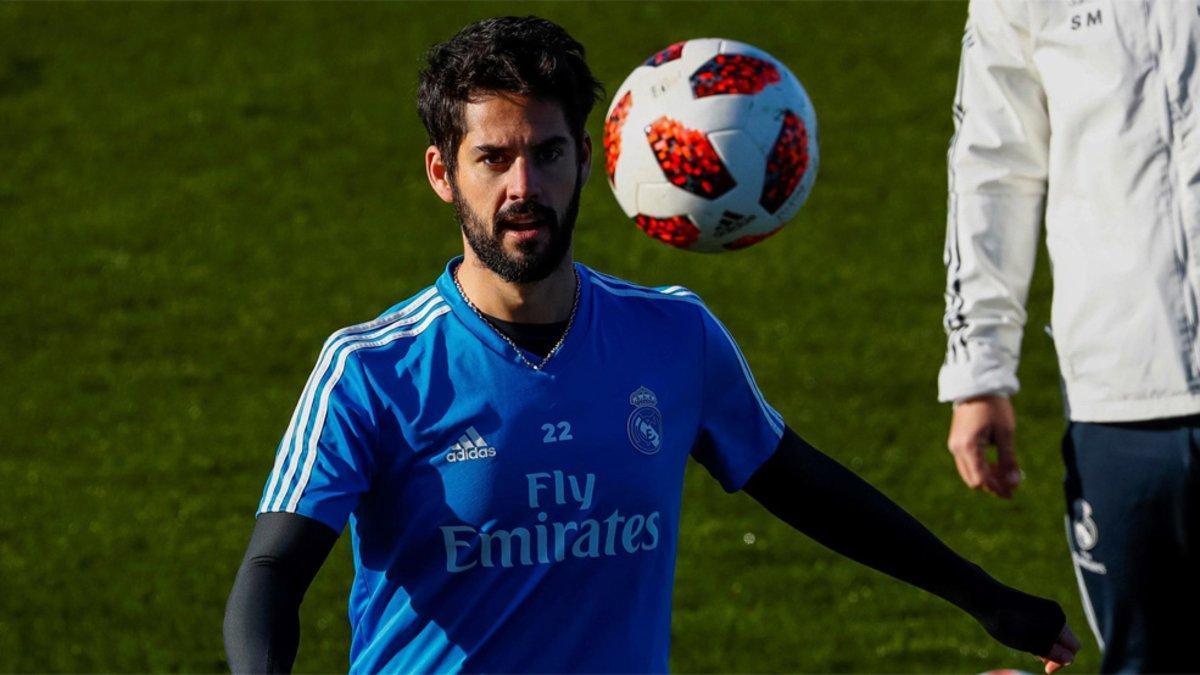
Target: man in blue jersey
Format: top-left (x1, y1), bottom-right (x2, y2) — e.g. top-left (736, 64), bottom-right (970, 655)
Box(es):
top-left (224, 16), bottom-right (1080, 673)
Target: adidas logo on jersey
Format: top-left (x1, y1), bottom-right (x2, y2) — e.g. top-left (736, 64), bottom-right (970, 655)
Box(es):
top-left (446, 426), bottom-right (497, 463)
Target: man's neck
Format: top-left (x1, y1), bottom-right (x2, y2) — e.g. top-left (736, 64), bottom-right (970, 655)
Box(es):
top-left (455, 252), bottom-right (577, 324)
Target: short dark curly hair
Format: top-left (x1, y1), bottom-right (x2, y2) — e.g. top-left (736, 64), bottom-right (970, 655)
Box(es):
top-left (417, 16), bottom-right (604, 177)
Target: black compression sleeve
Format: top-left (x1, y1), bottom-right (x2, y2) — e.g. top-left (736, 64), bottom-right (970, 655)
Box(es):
top-left (742, 426), bottom-right (1065, 658)
top-left (223, 512), bottom-right (340, 674)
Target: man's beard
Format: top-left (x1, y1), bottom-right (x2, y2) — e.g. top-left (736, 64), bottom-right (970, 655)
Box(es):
top-left (453, 169), bottom-right (582, 284)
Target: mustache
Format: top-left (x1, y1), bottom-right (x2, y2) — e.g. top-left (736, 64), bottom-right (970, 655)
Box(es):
top-left (494, 201), bottom-right (557, 232)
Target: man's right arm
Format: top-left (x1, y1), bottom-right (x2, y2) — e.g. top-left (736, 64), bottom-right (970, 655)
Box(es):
top-left (228, 329), bottom-right (379, 671)
top-left (223, 512), bottom-right (339, 674)
top-left (941, 0), bottom-right (1048, 497)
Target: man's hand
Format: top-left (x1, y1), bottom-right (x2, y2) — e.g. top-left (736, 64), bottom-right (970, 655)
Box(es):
top-left (974, 584), bottom-right (1080, 674)
top-left (947, 395), bottom-right (1021, 498)
top-left (1038, 624), bottom-right (1082, 673)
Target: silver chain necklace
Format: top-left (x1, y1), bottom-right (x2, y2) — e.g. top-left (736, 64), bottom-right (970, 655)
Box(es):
top-left (452, 263), bottom-right (581, 372)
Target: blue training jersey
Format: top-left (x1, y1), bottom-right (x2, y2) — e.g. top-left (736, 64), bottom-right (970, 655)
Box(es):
top-left (257, 256), bottom-right (785, 673)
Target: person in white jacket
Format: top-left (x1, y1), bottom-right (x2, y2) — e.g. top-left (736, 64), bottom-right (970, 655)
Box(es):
top-left (940, 0), bottom-right (1200, 672)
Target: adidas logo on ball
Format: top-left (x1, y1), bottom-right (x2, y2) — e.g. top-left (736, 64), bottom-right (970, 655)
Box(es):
top-left (446, 426), bottom-right (498, 463)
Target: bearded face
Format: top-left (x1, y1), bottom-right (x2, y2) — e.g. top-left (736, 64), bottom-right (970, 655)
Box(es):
top-left (452, 163), bottom-right (582, 284)
top-left (440, 94), bottom-right (590, 284)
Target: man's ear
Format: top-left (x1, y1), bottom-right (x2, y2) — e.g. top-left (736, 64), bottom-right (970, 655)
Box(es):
top-left (426, 145), bottom-right (455, 204)
top-left (578, 131), bottom-right (592, 187)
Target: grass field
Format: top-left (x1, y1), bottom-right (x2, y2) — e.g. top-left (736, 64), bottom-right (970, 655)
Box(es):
top-left (0, 2), bottom-right (1096, 672)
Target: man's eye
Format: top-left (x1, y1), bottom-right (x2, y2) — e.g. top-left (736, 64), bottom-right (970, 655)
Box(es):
top-left (537, 147), bottom-right (563, 163)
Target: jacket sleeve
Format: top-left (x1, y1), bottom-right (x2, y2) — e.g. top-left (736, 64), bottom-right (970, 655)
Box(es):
top-left (939, 0), bottom-right (1049, 403)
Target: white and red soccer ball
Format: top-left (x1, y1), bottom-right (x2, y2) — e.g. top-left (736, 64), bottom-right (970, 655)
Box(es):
top-left (603, 38), bottom-right (819, 253)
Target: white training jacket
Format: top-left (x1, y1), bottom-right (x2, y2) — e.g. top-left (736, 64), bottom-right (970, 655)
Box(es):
top-left (939, 0), bottom-right (1200, 422)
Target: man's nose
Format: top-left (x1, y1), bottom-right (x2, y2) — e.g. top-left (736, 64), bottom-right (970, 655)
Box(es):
top-left (505, 155), bottom-right (541, 203)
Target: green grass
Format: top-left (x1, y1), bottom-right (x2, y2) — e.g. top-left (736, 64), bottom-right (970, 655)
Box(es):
top-left (0, 2), bottom-right (1093, 672)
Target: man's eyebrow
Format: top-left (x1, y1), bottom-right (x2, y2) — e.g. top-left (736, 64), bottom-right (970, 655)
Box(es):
top-left (471, 136), bottom-right (569, 154)
top-left (473, 144), bottom-right (509, 154)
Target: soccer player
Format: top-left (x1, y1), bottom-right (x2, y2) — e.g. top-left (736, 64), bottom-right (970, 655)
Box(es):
top-left (939, 0), bottom-right (1200, 671)
top-left (225, 15), bottom-right (1079, 673)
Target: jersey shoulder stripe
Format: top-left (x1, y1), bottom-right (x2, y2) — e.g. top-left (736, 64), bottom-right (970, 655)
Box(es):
top-left (259, 288), bottom-right (449, 515)
top-left (326, 286), bottom-right (440, 345)
top-left (262, 288), bottom-right (443, 513)
top-left (589, 274), bottom-right (701, 312)
top-left (589, 269), bottom-right (699, 300)
top-left (278, 302), bottom-right (450, 514)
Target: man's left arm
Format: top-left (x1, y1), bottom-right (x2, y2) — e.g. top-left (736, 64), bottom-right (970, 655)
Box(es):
top-left (742, 426), bottom-right (1079, 672)
top-left (686, 298), bottom-right (1077, 671)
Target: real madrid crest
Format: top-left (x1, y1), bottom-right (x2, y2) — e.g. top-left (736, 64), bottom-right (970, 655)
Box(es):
top-left (627, 385), bottom-right (664, 455)
top-left (1069, 497), bottom-right (1107, 574)
top-left (1071, 498), bottom-right (1099, 552)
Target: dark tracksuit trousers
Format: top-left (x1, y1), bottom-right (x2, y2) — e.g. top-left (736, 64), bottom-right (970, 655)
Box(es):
top-left (1062, 416), bottom-right (1199, 674)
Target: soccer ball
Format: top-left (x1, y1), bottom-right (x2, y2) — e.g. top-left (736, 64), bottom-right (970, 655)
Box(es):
top-left (602, 38), bottom-right (819, 253)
